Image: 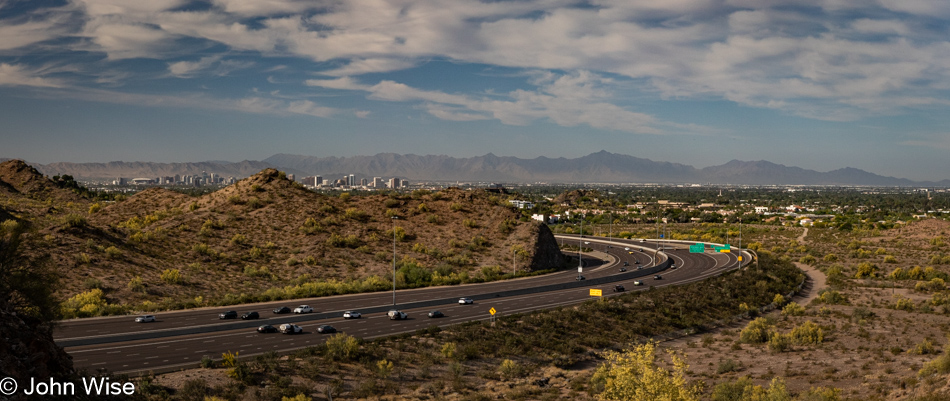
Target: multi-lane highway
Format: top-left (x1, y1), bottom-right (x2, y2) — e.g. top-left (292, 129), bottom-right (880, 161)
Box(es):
top-left (57, 237), bottom-right (744, 375)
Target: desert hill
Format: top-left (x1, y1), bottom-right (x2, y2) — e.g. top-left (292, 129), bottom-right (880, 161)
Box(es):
top-left (0, 163), bottom-right (564, 313)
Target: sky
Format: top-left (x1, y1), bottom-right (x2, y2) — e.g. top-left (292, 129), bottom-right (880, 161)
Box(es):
top-left (2, 0), bottom-right (950, 181)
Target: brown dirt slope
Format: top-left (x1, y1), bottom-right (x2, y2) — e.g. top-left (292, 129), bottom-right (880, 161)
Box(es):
top-left (17, 167), bottom-right (565, 311)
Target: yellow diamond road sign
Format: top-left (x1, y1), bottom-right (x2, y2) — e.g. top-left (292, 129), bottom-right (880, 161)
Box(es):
top-left (489, 307), bottom-right (496, 315)
top-left (590, 289), bottom-right (603, 297)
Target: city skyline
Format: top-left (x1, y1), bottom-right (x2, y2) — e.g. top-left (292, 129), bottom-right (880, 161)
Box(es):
top-left (2, 1), bottom-right (950, 181)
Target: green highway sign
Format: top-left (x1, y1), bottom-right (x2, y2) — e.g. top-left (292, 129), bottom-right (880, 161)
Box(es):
top-left (689, 243), bottom-right (705, 253)
top-left (714, 244), bottom-right (731, 252)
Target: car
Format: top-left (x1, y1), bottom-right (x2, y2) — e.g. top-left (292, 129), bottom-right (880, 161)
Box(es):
top-left (639, 239), bottom-right (646, 242)
top-left (670, 264), bottom-right (676, 269)
top-left (613, 285), bottom-right (626, 292)
top-left (428, 310), bottom-right (444, 318)
top-left (279, 323), bottom-right (303, 334)
top-left (654, 275), bottom-right (662, 280)
top-left (623, 261), bottom-right (629, 266)
top-left (633, 280), bottom-right (643, 286)
top-left (584, 241), bottom-right (590, 245)
top-left (317, 325), bottom-right (337, 334)
top-left (293, 305), bottom-right (313, 314)
top-left (624, 247), bottom-right (630, 251)
top-left (576, 275), bottom-right (586, 280)
top-left (620, 267), bottom-right (627, 272)
top-left (458, 297), bottom-right (474, 305)
top-left (342, 311), bottom-right (361, 319)
top-left (135, 315), bottom-right (155, 323)
top-left (388, 310), bottom-right (407, 320)
top-left (218, 311), bottom-right (237, 319)
top-left (635, 260), bottom-right (640, 264)
top-left (257, 324), bottom-right (278, 333)
top-left (628, 251), bottom-right (635, 255)
top-left (241, 311), bottom-right (259, 320)
top-left (273, 306), bottom-right (291, 314)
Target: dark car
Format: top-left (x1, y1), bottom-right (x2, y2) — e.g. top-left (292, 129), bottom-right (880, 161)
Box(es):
top-left (242, 311), bottom-right (259, 320)
top-left (317, 325), bottom-right (336, 334)
top-left (654, 275), bottom-right (662, 280)
top-left (257, 324), bottom-right (278, 333)
top-left (620, 267), bottom-right (627, 272)
top-left (613, 285), bottom-right (626, 292)
top-left (273, 306), bottom-right (291, 314)
top-left (576, 275), bottom-right (585, 281)
top-left (428, 310), bottom-right (444, 318)
top-left (218, 311), bottom-right (237, 319)
top-left (623, 261), bottom-right (629, 266)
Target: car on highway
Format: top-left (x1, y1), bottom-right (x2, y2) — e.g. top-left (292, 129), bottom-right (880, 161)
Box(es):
top-left (218, 311), bottom-right (237, 319)
top-left (670, 264), bottom-right (676, 269)
top-left (428, 310), bottom-right (444, 318)
top-left (317, 325), bottom-right (337, 334)
top-left (273, 306), bottom-right (291, 314)
top-left (241, 311), bottom-right (259, 320)
top-left (624, 247), bottom-right (630, 251)
top-left (575, 275), bottom-right (585, 280)
top-left (342, 311), bottom-right (361, 319)
top-left (388, 310), bottom-right (407, 320)
top-left (635, 260), bottom-right (640, 264)
top-left (293, 305), bottom-right (313, 314)
top-left (279, 323), bottom-right (303, 334)
top-left (257, 325), bottom-right (278, 333)
top-left (584, 241), bottom-right (590, 245)
top-left (633, 280), bottom-right (643, 286)
top-left (458, 297), bottom-right (473, 304)
top-left (613, 285), bottom-right (626, 292)
top-left (620, 267), bottom-right (627, 272)
top-left (654, 275), bottom-right (662, 280)
top-left (623, 261), bottom-right (629, 266)
top-left (134, 315), bottom-right (155, 323)
top-left (639, 239), bottom-right (646, 242)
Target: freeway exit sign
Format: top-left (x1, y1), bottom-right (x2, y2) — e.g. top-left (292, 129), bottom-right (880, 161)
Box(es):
top-left (689, 243), bottom-right (705, 253)
top-left (715, 244), bottom-right (731, 252)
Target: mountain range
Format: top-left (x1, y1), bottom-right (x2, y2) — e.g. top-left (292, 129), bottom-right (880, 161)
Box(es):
top-left (5, 151), bottom-right (947, 186)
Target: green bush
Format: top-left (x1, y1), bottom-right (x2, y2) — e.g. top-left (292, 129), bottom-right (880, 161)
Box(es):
top-left (326, 333), bottom-right (360, 361)
top-left (790, 321), bottom-right (824, 345)
top-left (161, 268), bottom-right (183, 285)
top-left (739, 317), bottom-right (774, 344)
top-left (782, 302), bottom-right (806, 317)
top-left (104, 246), bottom-right (122, 259)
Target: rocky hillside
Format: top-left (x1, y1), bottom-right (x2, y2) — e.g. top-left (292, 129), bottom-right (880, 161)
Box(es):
top-left (0, 161), bottom-right (565, 313)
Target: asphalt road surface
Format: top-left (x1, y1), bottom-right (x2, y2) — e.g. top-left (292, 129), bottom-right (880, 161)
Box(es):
top-left (59, 236), bottom-right (742, 375)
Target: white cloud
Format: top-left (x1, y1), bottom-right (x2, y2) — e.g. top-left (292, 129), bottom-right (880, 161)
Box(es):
top-left (0, 63), bottom-right (65, 88)
top-left (168, 56), bottom-right (221, 77)
top-left (211, 0), bottom-right (319, 16)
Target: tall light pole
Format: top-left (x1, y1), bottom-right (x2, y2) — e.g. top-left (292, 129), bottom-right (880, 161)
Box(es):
top-left (392, 216), bottom-right (398, 306)
top-left (578, 217), bottom-right (583, 279)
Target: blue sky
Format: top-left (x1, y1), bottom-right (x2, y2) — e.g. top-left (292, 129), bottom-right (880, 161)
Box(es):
top-left (2, 0), bottom-right (950, 181)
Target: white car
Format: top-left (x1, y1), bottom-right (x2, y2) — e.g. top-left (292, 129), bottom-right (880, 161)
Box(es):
top-left (342, 311), bottom-right (361, 319)
top-left (279, 323), bottom-right (303, 334)
top-left (624, 247), bottom-right (630, 251)
top-left (135, 315), bottom-right (155, 323)
top-left (459, 297), bottom-right (474, 304)
top-left (388, 310), bottom-right (407, 320)
top-left (293, 305), bottom-right (313, 314)
top-left (633, 281), bottom-right (643, 286)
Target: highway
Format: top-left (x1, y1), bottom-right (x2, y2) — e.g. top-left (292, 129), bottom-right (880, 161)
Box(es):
top-left (58, 237), bottom-right (743, 375)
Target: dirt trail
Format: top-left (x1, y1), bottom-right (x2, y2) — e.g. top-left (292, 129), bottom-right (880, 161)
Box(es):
top-left (790, 227), bottom-right (826, 304)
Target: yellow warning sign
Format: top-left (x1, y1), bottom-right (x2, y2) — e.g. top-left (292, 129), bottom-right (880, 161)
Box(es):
top-left (489, 307), bottom-right (496, 315)
top-left (738, 256), bottom-right (743, 261)
top-left (590, 289), bottom-right (603, 297)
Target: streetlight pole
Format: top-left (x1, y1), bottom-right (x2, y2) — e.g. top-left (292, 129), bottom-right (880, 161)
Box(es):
top-left (578, 217), bottom-right (583, 279)
top-left (392, 216), bottom-right (397, 306)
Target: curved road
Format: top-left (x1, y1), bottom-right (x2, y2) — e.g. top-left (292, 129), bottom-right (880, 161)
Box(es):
top-left (59, 237), bottom-right (743, 375)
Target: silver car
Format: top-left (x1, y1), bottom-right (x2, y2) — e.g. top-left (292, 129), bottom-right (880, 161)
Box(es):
top-left (134, 315), bottom-right (155, 323)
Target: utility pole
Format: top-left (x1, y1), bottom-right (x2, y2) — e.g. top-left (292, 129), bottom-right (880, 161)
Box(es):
top-left (392, 216), bottom-right (398, 305)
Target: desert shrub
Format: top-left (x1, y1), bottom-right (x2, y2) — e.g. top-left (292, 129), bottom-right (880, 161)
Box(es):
top-left (82, 278), bottom-right (103, 290)
top-left (376, 359), bottom-right (394, 379)
top-left (716, 358), bottom-right (743, 374)
top-left (462, 219), bottom-right (478, 228)
top-left (244, 265), bottom-right (274, 279)
top-left (299, 217), bottom-right (324, 235)
top-left (920, 344), bottom-right (950, 376)
top-left (889, 267), bottom-right (907, 280)
top-left (128, 276), bottom-right (145, 292)
top-left (326, 333), bottom-right (360, 361)
top-left (782, 302), bottom-right (806, 317)
top-left (230, 234), bottom-right (247, 246)
top-left (816, 289), bottom-right (848, 305)
top-left (909, 339), bottom-right (937, 355)
top-left (772, 294), bottom-right (786, 306)
top-left (427, 214), bottom-right (442, 224)
top-left (712, 377), bottom-right (790, 401)
top-left (227, 195), bottom-right (243, 204)
top-left (193, 243), bottom-right (213, 255)
top-left (589, 342), bottom-right (698, 400)
top-left (441, 342), bottom-right (457, 360)
top-left (326, 234), bottom-right (361, 248)
top-left (796, 387), bottom-right (842, 401)
top-left (344, 208), bottom-right (369, 222)
top-left (498, 359), bottom-right (524, 381)
top-left (104, 246), bottom-right (122, 259)
top-left (387, 226), bottom-right (408, 242)
top-left (248, 247), bottom-right (263, 258)
top-left (767, 331), bottom-right (792, 352)
top-left (800, 255), bottom-right (816, 264)
top-left (854, 262), bottom-right (879, 279)
top-left (88, 203), bottom-right (102, 214)
top-left (884, 255), bottom-right (898, 264)
top-left (823, 253), bottom-right (837, 262)
top-left (161, 268), bottom-right (182, 285)
top-left (790, 321), bottom-right (824, 345)
top-left (916, 278), bottom-right (947, 292)
top-left (450, 203), bottom-right (463, 212)
top-left (740, 317), bottom-right (774, 344)
top-left (893, 295), bottom-right (916, 311)
top-left (61, 289), bottom-right (118, 318)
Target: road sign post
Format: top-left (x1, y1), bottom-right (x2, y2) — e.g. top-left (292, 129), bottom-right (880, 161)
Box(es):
top-left (590, 289), bottom-right (602, 297)
top-left (689, 243), bottom-right (705, 253)
top-left (489, 307), bottom-right (496, 326)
